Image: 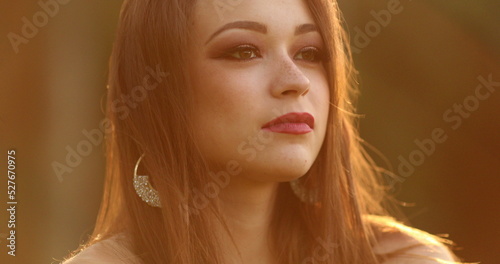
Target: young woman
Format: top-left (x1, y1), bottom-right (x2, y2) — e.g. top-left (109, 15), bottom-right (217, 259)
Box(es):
top-left (62, 0), bottom-right (463, 263)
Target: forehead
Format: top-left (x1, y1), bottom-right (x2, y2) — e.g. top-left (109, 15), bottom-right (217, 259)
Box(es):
top-left (191, 0), bottom-right (316, 37)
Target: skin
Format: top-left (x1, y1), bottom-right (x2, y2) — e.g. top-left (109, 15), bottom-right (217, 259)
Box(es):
top-left (63, 0), bottom-right (459, 263)
top-left (188, 0), bottom-right (330, 182)
top-left (188, 0), bottom-right (329, 263)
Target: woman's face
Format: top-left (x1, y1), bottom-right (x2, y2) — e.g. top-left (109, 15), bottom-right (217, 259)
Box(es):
top-left (189, 0), bottom-right (330, 183)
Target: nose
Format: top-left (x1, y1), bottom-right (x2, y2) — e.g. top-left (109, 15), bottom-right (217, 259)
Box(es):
top-left (270, 55), bottom-right (311, 98)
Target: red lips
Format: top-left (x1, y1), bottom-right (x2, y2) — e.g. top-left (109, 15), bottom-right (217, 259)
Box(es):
top-left (261, 112), bottom-right (314, 134)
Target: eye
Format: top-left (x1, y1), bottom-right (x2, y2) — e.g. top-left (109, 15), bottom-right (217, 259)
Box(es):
top-left (294, 46), bottom-right (323, 62)
top-left (220, 44), bottom-right (261, 61)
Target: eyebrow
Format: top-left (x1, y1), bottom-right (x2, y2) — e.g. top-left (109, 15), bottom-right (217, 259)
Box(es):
top-left (295, 23), bottom-right (318, 35)
top-left (204, 21), bottom-right (318, 45)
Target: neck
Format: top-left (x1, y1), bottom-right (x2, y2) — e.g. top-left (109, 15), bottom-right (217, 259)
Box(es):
top-left (218, 176), bottom-right (280, 264)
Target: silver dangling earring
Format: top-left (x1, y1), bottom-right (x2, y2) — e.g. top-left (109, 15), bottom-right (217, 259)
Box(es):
top-left (289, 178), bottom-right (318, 204)
top-left (133, 154), bottom-right (161, 208)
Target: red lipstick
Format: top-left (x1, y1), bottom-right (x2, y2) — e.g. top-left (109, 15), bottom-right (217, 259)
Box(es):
top-left (261, 112), bottom-right (314, 135)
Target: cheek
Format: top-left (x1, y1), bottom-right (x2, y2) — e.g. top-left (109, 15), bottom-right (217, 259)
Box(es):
top-left (310, 73), bottom-right (331, 139)
top-left (309, 72), bottom-right (330, 111)
top-left (193, 67), bottom-right (253, 123)
top-left (190, 64), bottom-right (261, 150)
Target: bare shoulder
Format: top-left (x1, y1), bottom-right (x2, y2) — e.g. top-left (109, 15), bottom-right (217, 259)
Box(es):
top-left (61, 233), bottom-right (141, 264)
top-left (61, 241), bottom-right (118, 264)
top-left (365, 215), bottom-right (459, 264)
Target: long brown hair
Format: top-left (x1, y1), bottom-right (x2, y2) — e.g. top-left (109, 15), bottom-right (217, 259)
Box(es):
top-left (70, 0), bottom-right (420, 263)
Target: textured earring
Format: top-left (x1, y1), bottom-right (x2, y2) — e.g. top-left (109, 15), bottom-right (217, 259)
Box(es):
top-left (289, 178), bottom-right (318, 204)
top-left (133, 154), bottom-right (161, 208)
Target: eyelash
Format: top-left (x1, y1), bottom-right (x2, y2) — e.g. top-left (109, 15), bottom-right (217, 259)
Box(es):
top-left (218, 44), bottom-right (325, 63)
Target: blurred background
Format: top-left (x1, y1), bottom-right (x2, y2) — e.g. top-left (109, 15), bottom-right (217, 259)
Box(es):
top-left (0, 0), bottom-right (498, 263)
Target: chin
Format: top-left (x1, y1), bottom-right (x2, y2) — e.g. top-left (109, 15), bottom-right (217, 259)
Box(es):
top-left (260, 158), bottom-right (314, 182)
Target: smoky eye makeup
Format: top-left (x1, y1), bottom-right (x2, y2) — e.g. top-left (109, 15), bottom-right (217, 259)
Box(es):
top-left (206, 32), bottom-right (263, 60)
top-left (211, 42), bottom-right (327, 63)
top-left (213, 44), bottom-right (262, 61)
top-left (294, 46), bottom-right (325, 63)
top-left (206, 31), bottom-right (327, 63)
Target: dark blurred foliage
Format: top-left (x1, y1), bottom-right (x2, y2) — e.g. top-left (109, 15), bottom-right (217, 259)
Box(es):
top-left (339, 0), bottom-right (500, 262)
top-left (0, 0), bottom-right (497, 263)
